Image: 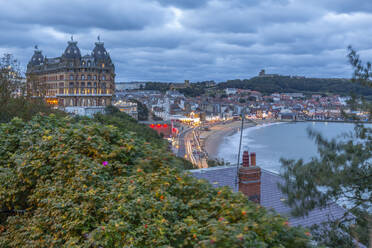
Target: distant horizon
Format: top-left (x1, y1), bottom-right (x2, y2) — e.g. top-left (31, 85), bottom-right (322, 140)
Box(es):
top-left (114, 74), bottom-right (353, 84)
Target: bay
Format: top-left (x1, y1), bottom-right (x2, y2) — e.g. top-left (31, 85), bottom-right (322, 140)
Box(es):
top-left (217, 122), bottom-right (362, 173)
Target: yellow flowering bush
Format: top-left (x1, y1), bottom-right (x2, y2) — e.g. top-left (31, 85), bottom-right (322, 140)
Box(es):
top-left (0, 115), bottom-right (311, 247)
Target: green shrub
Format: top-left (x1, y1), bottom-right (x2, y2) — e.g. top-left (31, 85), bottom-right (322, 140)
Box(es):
top-left (0, 115), bottom-right (311, 247)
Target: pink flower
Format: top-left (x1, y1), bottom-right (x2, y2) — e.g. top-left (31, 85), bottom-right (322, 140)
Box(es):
top-left (102, 161), bottom-right (108, 166)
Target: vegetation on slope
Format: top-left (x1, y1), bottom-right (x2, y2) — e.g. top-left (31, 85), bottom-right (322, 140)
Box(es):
top-left (218, 76), bottom-right (372, 99)
top-left (0, 114), bottom-right (311, 247)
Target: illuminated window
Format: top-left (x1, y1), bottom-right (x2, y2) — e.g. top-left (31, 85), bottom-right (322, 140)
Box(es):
top-left (102, 63), bottom-right (105, 68)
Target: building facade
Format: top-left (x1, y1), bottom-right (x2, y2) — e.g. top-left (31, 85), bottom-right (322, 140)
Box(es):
top-left (112, 100), bottom-right (138, 119)
top-left (26, 39), bottom-right (115, 110)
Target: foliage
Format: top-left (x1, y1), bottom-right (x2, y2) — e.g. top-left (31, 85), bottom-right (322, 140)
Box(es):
top-left (218, 76), bottom-right (372, 100)
top-left (144, 82), bottom-right (170, 92)
top-left (0, 54), bottom-right (65, 123)
top-left (92, 106), bottom-right (164, 148)
top-left (309, 222), bottom-right (354, 247)
top-left (0, 115), bottom-right (311, 247)
top-left (178, 85), bottom-right (206, 97)
top-left (207, 158), bottom-right (230, 167)
top-left (279, 47), bottom-right (372, 247)
top-left (128, 99), bottom-right (149, 121)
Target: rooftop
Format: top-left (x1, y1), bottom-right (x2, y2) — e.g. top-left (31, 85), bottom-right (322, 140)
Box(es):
top-left (189, 165), bottom-right (347, 227)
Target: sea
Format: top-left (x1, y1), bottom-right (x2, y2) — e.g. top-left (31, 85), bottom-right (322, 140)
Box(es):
top-left (217, 121), bottom-right (367, 174)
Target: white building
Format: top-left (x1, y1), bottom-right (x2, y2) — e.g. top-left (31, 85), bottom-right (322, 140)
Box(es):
top-left (225, 88), bottom-right (237, 95)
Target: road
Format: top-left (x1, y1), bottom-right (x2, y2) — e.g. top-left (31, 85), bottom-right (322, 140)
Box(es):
top-left (176, 126), bottom-right (208, 168)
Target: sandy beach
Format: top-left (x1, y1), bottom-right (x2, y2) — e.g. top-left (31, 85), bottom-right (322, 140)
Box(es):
top-left (201, 119), bottom-right (278, 160)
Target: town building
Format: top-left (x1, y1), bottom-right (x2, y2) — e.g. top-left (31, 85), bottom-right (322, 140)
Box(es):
top-left (26, 38), bottom-right (115, 115)
top-left (112, 100), bottom-right (138, 119)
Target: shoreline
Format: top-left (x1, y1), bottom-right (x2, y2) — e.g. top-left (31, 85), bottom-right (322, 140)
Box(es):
top-left (202, 119), bottom-right (278, 160)
top-left (201, 119), bottom-right (365, 162)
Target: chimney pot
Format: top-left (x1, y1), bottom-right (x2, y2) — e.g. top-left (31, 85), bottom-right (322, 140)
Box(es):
top-left (250, 152), bottom-right (256, 166)
top-left (242, 150), bottom-right (250, 167)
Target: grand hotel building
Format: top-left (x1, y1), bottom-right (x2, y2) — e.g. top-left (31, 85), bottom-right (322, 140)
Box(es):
top-left (26, 39), bottom-right (115, 110)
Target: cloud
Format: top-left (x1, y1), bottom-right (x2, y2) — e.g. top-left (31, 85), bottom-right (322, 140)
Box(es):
top-left (0, 0), bottom-right (169, 32)
top-left (156, 0), bottom-right (210, 9)
top-left (1, 0), bottom-right (372, 82)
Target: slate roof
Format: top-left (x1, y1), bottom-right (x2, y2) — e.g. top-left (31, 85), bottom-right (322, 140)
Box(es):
top-left (189, 166), bottom-right (347, 228)
top-left (63, 41), bottom-right (81, 59)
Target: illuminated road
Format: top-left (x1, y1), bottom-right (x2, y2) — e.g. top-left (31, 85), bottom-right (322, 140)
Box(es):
top-left (177, 127), bottom-right (208, 168)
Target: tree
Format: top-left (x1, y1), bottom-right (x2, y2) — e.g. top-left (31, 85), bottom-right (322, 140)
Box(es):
top-left (279, 47), bottom-right (372, 247)
top-left (0, 54), bottom-right (65, 123)
top-left (128, 99), bottom-right (149, 121)
top-left (0, 54), bottom-right (22, 105)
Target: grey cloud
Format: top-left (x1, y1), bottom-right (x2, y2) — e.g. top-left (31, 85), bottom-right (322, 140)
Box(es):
top-left (180, 0), bottom-right (324, 33)
top-left (0, 0), bottom-right (371, 82)
top-left (311, 0), bottom-right (372, 13)
top-left (155, 0), bottom-right (210, 9)
top-left (0, 0), bottom-right (169, 32)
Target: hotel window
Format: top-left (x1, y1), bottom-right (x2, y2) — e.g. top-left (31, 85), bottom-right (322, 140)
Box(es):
top-left (87, 82), bottom-right (91, 88)
top-left (94, 75), bottom-right (97, 80)
top-left (87, 75), bottom-right (91, 80)
top-left (81, 82), bottom-right (85, 88)
top-left (94, 82), bottom-right (97, 87)
top-left (69, 74), bottom-right (74, 80)
top-left (102, 75), bottom-right (106, 80)
top-left (87, 61), bottom-right (91, 67)
top-left (60, 75), bottom-right (64, 80)
top-left (69, 82), bottom-right (74, 88)
top-left (81, 75), bottom-right (85, 80)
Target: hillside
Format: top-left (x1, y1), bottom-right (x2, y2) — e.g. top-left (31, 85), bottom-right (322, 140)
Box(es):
top-left (218, 76), bottom-right (372, 99)
top-left (0, 114), bottom-right (312, 247)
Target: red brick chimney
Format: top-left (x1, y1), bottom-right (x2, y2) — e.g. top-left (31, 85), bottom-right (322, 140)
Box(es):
top-left (238, 151), bottom-right (261, 204)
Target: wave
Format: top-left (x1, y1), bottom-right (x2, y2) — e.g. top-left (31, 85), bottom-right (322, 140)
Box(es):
top-left (217, 122), bottom-right (284, 164)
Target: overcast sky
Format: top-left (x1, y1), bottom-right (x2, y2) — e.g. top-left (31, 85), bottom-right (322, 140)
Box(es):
top-left (2, 0), bottom-right (372, 82)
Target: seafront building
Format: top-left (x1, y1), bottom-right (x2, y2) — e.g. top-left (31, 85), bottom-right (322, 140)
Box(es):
top-left (26, 38), bottom-right (115, 115)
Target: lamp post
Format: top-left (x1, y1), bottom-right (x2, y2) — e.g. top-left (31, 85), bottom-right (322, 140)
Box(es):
top-left (235, 108), bottom-right (245, 187)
